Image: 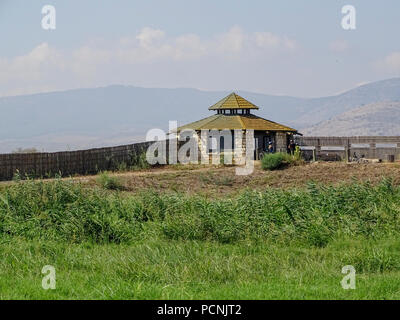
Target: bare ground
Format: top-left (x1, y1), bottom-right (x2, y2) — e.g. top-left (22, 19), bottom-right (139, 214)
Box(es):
top-left (3, 161), bottom-right (400, 197)
top-left (79, 161), bottom-right (400, 197)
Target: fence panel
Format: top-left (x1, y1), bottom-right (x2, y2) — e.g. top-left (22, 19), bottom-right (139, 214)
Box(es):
top-left (0, 141), bottom-right (154, 181)
top-left (296, 136), bottom-right (400, 162)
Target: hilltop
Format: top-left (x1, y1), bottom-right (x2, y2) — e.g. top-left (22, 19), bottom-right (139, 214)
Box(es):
top-left (1, 78), bottom-right (400, 152)
top-left (303, 101), bottom-right (400, 136)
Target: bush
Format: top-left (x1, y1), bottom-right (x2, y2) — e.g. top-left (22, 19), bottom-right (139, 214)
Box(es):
top-left (96, 172), bottom-right (124, 190)
top-left (261, 152), bottom-right (293, 170)
top-left (130, 151), bottom-right (150, 170)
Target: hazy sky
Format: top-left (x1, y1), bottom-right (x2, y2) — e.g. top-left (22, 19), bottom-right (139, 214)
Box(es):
top-left (1, 0), bottom-right (400, 97)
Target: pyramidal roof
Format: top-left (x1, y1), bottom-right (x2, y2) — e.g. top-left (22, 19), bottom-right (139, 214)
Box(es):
top-left (209, 93), bottom-right (259, 110)
top-left (175, 92), bottom-right (299, 134)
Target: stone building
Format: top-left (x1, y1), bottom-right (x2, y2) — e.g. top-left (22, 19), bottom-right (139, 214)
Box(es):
top-left (176, 92), bottom-right (299, 160)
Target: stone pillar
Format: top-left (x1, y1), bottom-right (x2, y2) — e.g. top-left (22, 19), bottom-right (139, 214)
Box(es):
top-left (198, 130), bottom-right (209, 164)
top-left (234, 130), bottom-right (246, 164)
top-left (276, 132), bottom-right (287, 153)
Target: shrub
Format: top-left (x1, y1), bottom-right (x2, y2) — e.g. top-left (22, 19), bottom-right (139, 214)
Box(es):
top-left (117, 162), bottom-right (128, 172)
top-left (96, 172), bottom-right (124, 190)
top-left (261, 152), bottom-right (293, 170)
top-left (130, 152), bottom-right (150, 170)
top-left (294, 146), bottom-right (301, 161)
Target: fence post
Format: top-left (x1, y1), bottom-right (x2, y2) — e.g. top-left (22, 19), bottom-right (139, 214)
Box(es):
top-left (346, 138), bottom-right (350, 162)
top-left (315, 138), bottom-right (321, 161)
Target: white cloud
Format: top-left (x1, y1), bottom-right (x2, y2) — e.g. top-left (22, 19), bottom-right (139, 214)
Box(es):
top-left (215, 26), bottom-right (245, 53)
top-left (255, 32), bottom-right (296, 50)
top-left (380, 52), bottom-right (400, 70)
top-left (136, 27), bottom-right (165, 49)
top-left (173, 34), bottom-right (207, 60)
top-left (374, 52), bottom-right (400, 78)
top-left (255, 32), bottom-right (280, 48)
top-left (0, 26), bottom-right (298, 97)
top-left (1, 43), bottom-right (60, 79)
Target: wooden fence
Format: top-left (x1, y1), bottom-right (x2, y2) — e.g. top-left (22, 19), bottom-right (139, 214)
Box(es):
top-left (1, 136), bottom-right (400, 181)
top-left (0, 141), bottom-right (153, 181)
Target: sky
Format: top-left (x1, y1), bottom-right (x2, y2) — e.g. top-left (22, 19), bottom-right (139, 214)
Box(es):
top-left (0, 0), bottom-right (400, 98)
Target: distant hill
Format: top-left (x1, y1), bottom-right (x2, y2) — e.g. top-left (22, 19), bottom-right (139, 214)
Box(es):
top-left (0, 86), bottom-right (308, 153)
top-left (1, 78), bottom-right (400, 153)
top-left (303, 101), bottom-right (400, 136)
top-left (289, 77), bottom-right (400, 129)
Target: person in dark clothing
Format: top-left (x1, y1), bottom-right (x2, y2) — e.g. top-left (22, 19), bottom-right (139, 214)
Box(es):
top-left (268, 141), bottom-right (274, 153)
top-left (288, 140), bottom-right (296, 155)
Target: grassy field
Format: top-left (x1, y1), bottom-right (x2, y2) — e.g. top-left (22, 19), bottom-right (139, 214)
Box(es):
top-left (1, 162), bottom-right (400, 299)
top-left (2, 238), bottom-right (400, 299)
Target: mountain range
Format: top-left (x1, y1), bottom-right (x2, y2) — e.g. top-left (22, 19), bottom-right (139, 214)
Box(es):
top-left (1, 78), bottom-right (400, 153)
top-left (302, 101), bottom-right (400, 136)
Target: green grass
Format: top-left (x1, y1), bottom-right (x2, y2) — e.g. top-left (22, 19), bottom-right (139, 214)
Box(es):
top-left (1, 178), bottom-right (400, 299)
top-left (2, 178), bottom-right (399, 245)
top-left (1, 238), bottom-right (400, 299)
top-left (261, 152), bottom-right (296, 170)
top-left (128, 151), bottom-right (151, 171)
top-left (96, 172), bottom-right (124, 191)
